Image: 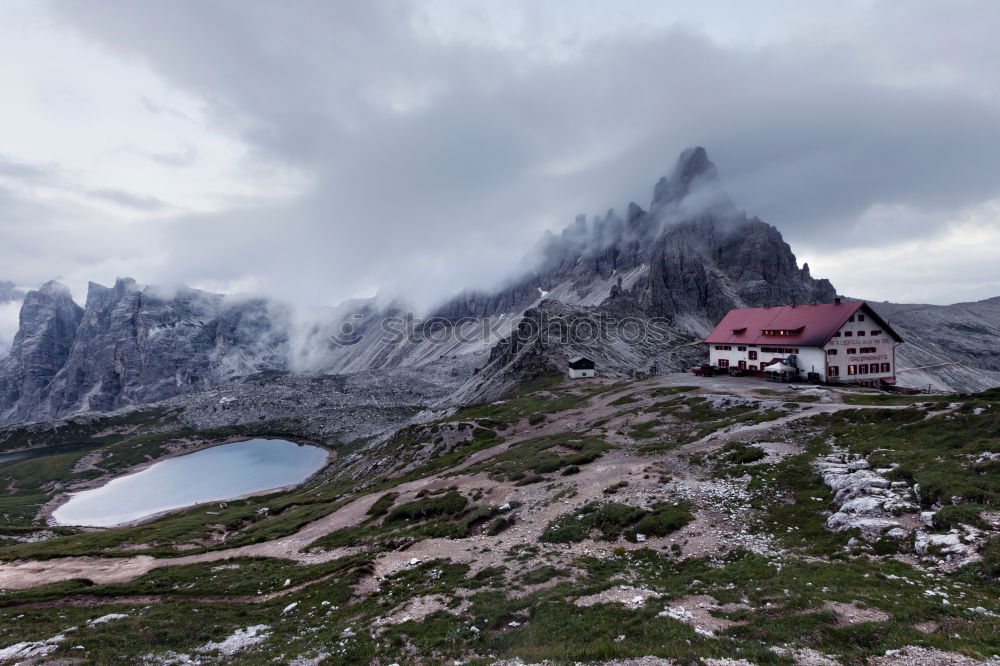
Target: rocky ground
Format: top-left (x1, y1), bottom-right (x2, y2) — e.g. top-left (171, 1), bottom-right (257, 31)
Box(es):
top-left (0, 373), bottom-right (997, 664)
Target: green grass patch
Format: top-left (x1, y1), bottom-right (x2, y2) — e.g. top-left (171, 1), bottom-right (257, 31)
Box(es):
top-left (520, 565), bottom-right (570, 585)
top-left (386, 489), bottom-right (468, 522)
top-left (460, 432), bottom-right (610, 484)
top-left (540, 501), bottom-right (693, 544)
top-left (366, 492), bottom-right (399, 518)
top-left (812, 399), bottom-right (1000, 508)
top-left (452, 373), bottom-right (624, 426)
top-left (629, 420), bottom-right (663, 439)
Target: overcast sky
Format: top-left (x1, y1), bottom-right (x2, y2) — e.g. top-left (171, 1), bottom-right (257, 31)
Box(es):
top-left (1, 0), bottom-right (999, 318)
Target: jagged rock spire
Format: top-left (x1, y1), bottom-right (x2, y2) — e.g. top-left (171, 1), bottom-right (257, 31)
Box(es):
top-left (651, 146), bottom-right (735, 218)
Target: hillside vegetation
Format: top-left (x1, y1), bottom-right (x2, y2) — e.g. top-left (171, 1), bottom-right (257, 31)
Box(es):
top-left (0, 376), bottom-right (997, 665)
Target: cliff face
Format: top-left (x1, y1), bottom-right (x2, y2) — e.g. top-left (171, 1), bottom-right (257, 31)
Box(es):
top-left (0, 148), bottom-right (842, 424)
top-left (0, 282), bottom-right (84, 423)
top-left (434, 147), bottom-right (835, 330)
top-left (446, 299), bottom-right (706, 406)
top-left (4, 147), bottom-right (991, 424)
top-left (0, 278), bottom-right (290, 424)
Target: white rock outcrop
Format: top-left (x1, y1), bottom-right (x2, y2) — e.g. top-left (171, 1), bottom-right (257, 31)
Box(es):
top-left (816, 450), bottom-right (916, 539)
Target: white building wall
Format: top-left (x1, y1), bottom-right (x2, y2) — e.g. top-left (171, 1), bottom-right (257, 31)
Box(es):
top-left (568, 368), bottom-right (595, 379)
top-left (823, 312), bottom-right (896, 385)
top-left (708, 345), bottom-right (746, 369)
top-left (706, 307), bottom-right (898, 385)
top-left (709, 344), bottom-right (825, 376)
top-left (795, 347), bottom-right (827, 379)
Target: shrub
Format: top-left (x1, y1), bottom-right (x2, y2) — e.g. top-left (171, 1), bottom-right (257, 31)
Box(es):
top-left (603, 481), bottom-right (628, 494)
top-left (540, 501), bottom-right (691, 544)
top-left (981, 537), bottom-right (1000, 578)
top-left (932, 504), bottom-right (987, 530)
top-left (366, 492), bottom-right (399, 518)
top-left (588, 503), bottom-right (647, 540)
top-left (626, 503), bottom-right (694, 540)
top-left (722, 441), bottom-right (767, 465)
top-left (539, 514), bottom-right (589, 543)
top-left (515, 474), bottom-right (546, 486)
top-left (386, 490), bottom-right (468, 522)
top-left (487, 515), bottom-right (516, 536)
top-left (533, 457), bottom-right (563, 474)
top-left (472, 427), bottom-right (499, 442)
top-left (521, 565), bottom-right (569, 585)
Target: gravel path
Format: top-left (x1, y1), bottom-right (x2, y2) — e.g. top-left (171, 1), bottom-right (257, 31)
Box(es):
top-left (0, 375), bottom-right (904, 591)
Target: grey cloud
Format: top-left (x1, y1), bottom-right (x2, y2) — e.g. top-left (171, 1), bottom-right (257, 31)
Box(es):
top-left (111, 143), bottom-right (199, 169)
top-left (139, 95), bottom-right (198, 124)
top-left (0, 156), bottom-right (48, 182)
top-left (33, 0), bottom-right (1000, 306)
top-left (87, 188), bottom-right (170, 212)
top-left (140, 96), bottom-right (166, 114)
top-left (149, 146), bottom-right (198, 168)
top-left (0, 181), bottom-right (154, 291)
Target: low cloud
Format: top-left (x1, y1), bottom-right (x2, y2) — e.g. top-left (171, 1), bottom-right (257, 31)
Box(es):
top-left (0, 1), bottom-right (993, 307)
top-left (0, 301), bottom-right (21, 355)
top-left (0, 156), bottom-right (48, 182)
top-left (87, 188), bottom-right (170, 212)
top-left (148, 146), bottom-right (198, 168)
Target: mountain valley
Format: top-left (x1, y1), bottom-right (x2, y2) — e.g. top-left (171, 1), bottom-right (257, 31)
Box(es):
top-left (0, 150), bottom-right (997, 665)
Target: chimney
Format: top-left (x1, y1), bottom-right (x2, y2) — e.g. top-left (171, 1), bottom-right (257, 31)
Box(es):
top-left (834, 297), bottom-right (842, 304)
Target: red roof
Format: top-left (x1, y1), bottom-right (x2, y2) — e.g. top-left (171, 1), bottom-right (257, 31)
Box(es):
top-left (704, 301), bottom-right (903, 347)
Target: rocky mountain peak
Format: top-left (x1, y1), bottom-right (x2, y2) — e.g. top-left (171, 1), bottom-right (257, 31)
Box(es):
top-left (113, 276), bottom-right (139, 295)
top-left (652, 146), bottom-right (714, 202)
top-left (673, 145), bottom-right (715, 182)
top-left (0, 147), bottom-right (842, 424)
top-left (433, 147), bottom-right (833, 328)
top-left (651, 146), bottom-right (736, 220)
top-left (36, 280), bottom-right (72, 298)
top-left (21, 281), bottom-right (77, 311)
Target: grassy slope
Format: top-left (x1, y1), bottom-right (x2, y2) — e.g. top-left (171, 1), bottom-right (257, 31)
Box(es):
top-left (0, 380), bottom-right (997, 664)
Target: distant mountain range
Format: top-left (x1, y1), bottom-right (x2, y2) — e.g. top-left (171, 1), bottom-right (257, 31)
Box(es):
top-left (0, 279), bottom-right (289, 424)
top-left (1, 148), bottom-right (997, 426)
top-left (868, 298), bottom-right (1000, 391)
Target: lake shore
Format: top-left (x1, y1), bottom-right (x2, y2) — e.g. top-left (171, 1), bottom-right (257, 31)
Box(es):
top-left (39, 437), bottom-right (335, 528)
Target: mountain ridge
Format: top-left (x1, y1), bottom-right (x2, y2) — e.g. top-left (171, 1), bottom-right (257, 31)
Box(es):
top-left (433, 146), bottom-right (835, 331)
top-left (0, 148), bottom-right (997, 426)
